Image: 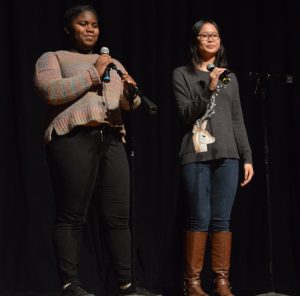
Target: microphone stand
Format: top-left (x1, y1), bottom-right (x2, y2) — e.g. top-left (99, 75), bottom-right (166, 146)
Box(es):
top-left (123, 85), bottom-right (160, 296)
top-left (250, 73), bottom-right (289, 296)
top-left (127, 88), bottom-right (138, 295)
top-left (111, 63), bottom-right (160, 294)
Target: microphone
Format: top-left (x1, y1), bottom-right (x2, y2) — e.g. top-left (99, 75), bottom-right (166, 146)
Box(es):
top-left (100, 47), bottom-right (116, 83)
top-left (207, 63), bottom-right (231, 84)
top-left (99, 47), bottom-right (142, 98)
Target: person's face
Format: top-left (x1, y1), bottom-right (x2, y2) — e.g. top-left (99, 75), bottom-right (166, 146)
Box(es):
top-left (66, 10), bottom-right (99, 52)
top-left (197, 23), bottom-right (221, 60)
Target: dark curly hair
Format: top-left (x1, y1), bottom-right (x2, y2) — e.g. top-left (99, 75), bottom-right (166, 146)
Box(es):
top-left (63, 4), bottom-right (99, 30)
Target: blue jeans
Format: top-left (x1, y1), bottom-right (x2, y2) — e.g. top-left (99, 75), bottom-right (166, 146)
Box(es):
top-left (182, 158), bottom-right (239, 232)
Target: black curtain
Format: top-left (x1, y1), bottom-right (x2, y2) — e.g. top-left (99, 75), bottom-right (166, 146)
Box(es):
top-left (1, 0), bottom-right (299, 295)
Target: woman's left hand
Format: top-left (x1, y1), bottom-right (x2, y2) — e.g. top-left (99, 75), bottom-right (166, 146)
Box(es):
top-left (240, 163), bottom-right (254, 187)
top-left (122, 73), bottom-right (139, 99)
top-left (122, 72), bottom-right (137, 88)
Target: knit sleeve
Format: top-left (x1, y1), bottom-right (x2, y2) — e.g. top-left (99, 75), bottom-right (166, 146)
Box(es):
top-left (231, 74), bottom-right (253, 164)
top-left (172, 68), bottom-right (212, 125)
top-left (34, 52), bottom-right (101, 105)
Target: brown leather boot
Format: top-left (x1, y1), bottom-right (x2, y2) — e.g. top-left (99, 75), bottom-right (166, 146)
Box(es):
top-left (184, 231), bottom-right (209, 296)
top-left (211, 232), bottom-right (234, 296)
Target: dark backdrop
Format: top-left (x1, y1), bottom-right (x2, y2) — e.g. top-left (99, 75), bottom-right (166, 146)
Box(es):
top-left (1, 0), bottom-right (299, 295)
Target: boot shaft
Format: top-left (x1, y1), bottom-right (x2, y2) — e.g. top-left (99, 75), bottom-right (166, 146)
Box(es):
top-left (211, 231), bottom-right (232, 273)
top-left (184, 231), bottom-right (208, 279)
top-left (211, 231), bottom-right (234, 296)
top-left (184, 231), bottom-right (209, 296)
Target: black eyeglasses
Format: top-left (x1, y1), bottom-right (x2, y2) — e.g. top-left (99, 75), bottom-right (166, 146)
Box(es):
top-left (198, 33), bottom-right (220, 41)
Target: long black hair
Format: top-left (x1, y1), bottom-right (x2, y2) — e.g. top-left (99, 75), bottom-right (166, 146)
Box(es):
top-left (188, 19), bottom-right (227, 72)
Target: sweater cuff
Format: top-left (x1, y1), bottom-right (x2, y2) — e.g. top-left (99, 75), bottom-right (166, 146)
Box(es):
top-left (87, 66), bottom-right (101, 85)
top-left (242, 151), bottom-right (253, 165)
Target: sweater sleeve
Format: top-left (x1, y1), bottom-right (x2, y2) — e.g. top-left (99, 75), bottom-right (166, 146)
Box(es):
top-left (231, 74), bottom-right (253, 164)
top-left (172, 68), bottom-right (212, 125)
top-left (34, 52), bottom-right (101, 105)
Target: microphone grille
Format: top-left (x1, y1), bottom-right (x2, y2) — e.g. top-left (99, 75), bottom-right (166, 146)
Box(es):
top-left (100, 47), bottom-right (110, 54)
top-left (207, 64), bottom-right (215, 71)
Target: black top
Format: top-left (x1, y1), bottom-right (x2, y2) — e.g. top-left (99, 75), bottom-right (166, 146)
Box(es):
top-left (172, 65), bottom-right (252, 165)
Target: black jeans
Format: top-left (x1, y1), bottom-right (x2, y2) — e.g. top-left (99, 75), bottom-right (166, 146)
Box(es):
top-left (46, 125), bottom-right (131, 286)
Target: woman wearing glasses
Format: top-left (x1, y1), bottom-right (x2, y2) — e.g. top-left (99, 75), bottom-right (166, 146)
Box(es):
top-left (172, 20), bottom-right (254, 296)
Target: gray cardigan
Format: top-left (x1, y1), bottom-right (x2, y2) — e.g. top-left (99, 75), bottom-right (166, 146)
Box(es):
top-left (172, 65), bottom-right (252, 165)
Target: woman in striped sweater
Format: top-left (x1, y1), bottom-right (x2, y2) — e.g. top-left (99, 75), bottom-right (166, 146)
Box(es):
top-left (34, 4), bottom-right (145, 296)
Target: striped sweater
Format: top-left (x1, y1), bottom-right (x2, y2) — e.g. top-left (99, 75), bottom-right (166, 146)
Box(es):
top-left (34, 50), bottom-right (140, 142)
